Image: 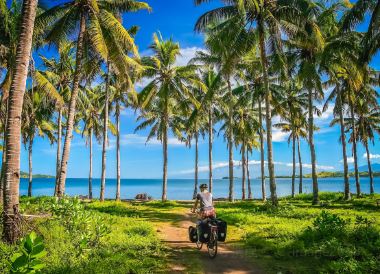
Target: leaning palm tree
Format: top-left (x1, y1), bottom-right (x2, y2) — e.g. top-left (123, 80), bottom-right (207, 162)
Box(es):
top-left (137, 33), bottom-right (204, 201)
top-left (35, 0), bottom-right (149, 197)
top-left (35, 42), bottom-right (75, 194)
top-left (2, 0), bottom-right (39, 243)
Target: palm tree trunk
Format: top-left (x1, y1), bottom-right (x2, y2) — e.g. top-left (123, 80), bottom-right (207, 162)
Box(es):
top-left (258, 99), bottom-right (266, 201)
top-left (162, 96), bottom-right (169, 202)
top-left (247, 149), bottom-right (252, 199)
top-left (349, 102), bottom-right (361, 197)
top-left (0, 104), bottom-right (8, 204)
top-left (88, 128), bottom-right (93, 200)
top-left (193, 132), bottom-right (199, 199)
top-left (291, 135), bottom-right (295, 198)
top-left (338, 93), bottom-right (350, 200)
top-left (54, 109), bottom-right (62, 197)
top-left (241, 143), bottom-right (246, 200)
top-left (297, 137), bottom-right (303, 194)
top-left (208, 108), bottom-right (213, 193)
top-left (308, 88), bottom-right (319, 204)
top-left (100, 62), bottom-right (110, 202)
top-left (58, 13), bottom-right (86, 197)
top-left (3, 0), bottom-right (38, 244)
top-left (258, 27), bottom-right (277, 205)
top-left (27, 138), bottom-right (33, 197)
top-left (227, 79), bottom-right (234, 202)
top-left (116, 102), bottom-right (121, 201)
top-left (162, 121), bottom-right (168, 202)
top-left (365, 142), bottom-right (374, 194)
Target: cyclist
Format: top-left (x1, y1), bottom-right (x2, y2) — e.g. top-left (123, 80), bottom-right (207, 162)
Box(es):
top-left (192, 183), bottom-right (215, 219)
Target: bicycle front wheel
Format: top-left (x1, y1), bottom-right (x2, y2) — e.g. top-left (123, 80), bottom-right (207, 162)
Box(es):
top-left (207, 232), bottom-right (218, 258)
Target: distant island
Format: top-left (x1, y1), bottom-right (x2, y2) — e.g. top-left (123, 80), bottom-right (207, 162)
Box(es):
top-left (20, 171), bottom-right (55, 179)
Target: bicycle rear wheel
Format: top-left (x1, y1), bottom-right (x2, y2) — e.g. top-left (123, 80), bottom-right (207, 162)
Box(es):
top-left (207, 231), bottom-right (218, 258)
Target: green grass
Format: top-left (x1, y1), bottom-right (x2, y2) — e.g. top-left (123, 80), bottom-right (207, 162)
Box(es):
top-left (1, 193), bottom-right (379, 273)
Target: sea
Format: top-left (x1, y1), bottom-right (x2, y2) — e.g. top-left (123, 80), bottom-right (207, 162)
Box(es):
top-left (20, 177), bottom-right (380, 200)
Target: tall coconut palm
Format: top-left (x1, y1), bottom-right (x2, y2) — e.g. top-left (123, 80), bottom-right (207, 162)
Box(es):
top-left (35, 42), bottom-right (75, 194)
top-left (22, 86), bottom-right (57, 197)
top-left (194, 0), bottom-right (303, 205)
top-left (137, 33), bottom-right (204, 201)
top-left (273, 83), bottom-right (308, 197)
top-left (232, 85), bottom-right (259, 200)
top-left (193, 16), bottom-right (254, 202)
top-left (288, 1), bottom-right (341, 204)
top-left (356, 107), bottom-right (380, 194)
top-left (81, 88), bottom-right (103, 200)
top-left (2, 0), bottom-right (38, 244)
top-left (341, 0), bottom-right (380, 65)
top-left (36, 0), bottom-right (149, 197)
top-left (189, 68), bottom-right (225, 193)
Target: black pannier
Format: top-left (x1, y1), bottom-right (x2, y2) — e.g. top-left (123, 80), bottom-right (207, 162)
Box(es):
top-left (188, 226), bottom-right (197, 243)
top-left (215, 219), bottom-right (227, 242)
top-left (198, 221), bottom-right (211, 243)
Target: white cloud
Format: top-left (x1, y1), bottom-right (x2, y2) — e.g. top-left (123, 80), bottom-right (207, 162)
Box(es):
top-left (176, 47), bottom-right (205, 66)
top-left (363, 153), bottom-right (380, 159)
top-left (272, 128), bottom-right (289, 142)
top-left (176, 159), bottom-right (334, 174)
top-left (120, 134), bottom-right (184, 147)
top-left (340, 157), bottom-right (354, 164)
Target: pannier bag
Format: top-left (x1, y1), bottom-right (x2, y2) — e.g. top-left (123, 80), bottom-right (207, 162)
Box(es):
top-left (199, 221), bottom-right (211, 243)
top-left (215, 219), bottom-right (227, 242)
top-left (188, 226), bottom-right (197, 243)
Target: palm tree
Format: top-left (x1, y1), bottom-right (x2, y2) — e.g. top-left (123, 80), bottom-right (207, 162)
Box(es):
top-left (2, 0), bottom-right (38, 244)
top-left (22, 86), bottom-right (57, 197)
top-left (35, 42), bottom-right (75, 195)
top-left (341, 0), bottom-right (380, 65)
top-left (274, 83), bottom-right (308, 197)
top-left (356, 107), bottom-right (380, 194)
top-left (36, 0), bottom-right (149, 197)
top-left (81, 88), bottom-right (103, 200)
top-left (195, 0), bottom-right (304, 205)
top-left (109, 69), bottom-right (138, 201)
top-left (233, 86), bottom-right (259, 200)
top-left (137, 33), bottom-right (204, 201)
top-left (288, 1), bottom-right (341, 204)
top-left (193, 16), bottom-right (253, 202)
top-left (189, 68), bottom-right (225, 193)
top-left (344, 87), bottom-right (379, 195)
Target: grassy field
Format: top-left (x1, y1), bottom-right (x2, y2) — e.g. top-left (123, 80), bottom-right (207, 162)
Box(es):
top-left (1, 192), bottom-right (379, 273)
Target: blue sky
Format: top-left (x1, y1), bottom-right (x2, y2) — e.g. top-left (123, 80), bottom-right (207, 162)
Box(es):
top-left (8, 0), bottom-right (380, 178)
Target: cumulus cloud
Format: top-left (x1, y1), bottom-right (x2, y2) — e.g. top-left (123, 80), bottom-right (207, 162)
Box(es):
top-left (340, 157), bottom-right (354, 164)
top-left (272, 129), bottom-right (289, 142)
top-left (363, 153), bottom-right (380, 159)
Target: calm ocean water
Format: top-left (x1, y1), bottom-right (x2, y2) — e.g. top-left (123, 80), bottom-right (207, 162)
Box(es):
top-left (20, 177), bottom-right (380, 200)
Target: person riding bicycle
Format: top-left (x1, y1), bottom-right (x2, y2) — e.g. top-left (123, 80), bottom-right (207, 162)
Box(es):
top-left (192, 183), bottom-right (215, 219)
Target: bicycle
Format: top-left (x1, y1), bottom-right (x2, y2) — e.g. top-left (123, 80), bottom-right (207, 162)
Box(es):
top-left (191, 210), bottom-right (218, 259)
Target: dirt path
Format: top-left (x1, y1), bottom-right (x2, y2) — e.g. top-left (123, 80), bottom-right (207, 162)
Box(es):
top-left (157, 212), bottom-right (264, 274)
